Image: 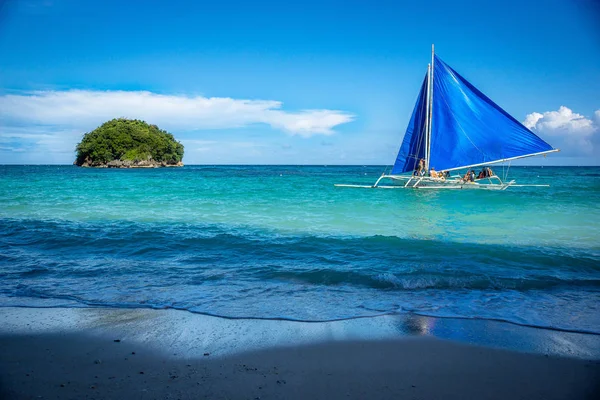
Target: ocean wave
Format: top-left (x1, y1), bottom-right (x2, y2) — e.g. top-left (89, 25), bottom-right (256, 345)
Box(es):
top-left (2, 218), bottom-right (599, 275)
top-left (248, 267), bottom-right (600, 291)
top-left (1, 217), bottom-right (599, 333)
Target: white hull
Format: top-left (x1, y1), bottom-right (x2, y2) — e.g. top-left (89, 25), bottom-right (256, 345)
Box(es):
top-left (385, 175), bottom-right (513, 190)
top-left (334, 183), bottom-right (512, 190)
top-left (334, 174), bottom-right (548, 190)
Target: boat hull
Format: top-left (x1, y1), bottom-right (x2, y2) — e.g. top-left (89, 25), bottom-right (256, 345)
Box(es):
top-left (335, 175), bottom-right (516, 190)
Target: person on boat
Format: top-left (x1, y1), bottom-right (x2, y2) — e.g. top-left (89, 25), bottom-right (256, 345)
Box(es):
top-left (463, 170), bottom-right (475, 183)
top-left (414, 158), bottom-right (425, 176)
top-left (476, 167), bottom-right (494, 179)
top-left (429, 167), bottom-right (437, 178)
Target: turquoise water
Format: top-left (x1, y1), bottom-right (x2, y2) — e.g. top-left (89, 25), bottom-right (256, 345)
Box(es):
top-left (0, 165), bottom-right (599, 333)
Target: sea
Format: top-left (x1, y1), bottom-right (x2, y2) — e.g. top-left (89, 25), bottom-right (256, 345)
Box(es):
top-left (0, 165), bottom-right (599, 334)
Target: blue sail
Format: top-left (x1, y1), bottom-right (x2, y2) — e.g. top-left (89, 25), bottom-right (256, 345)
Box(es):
top-left (391, 73), bottom-right (429, 174)
top-left (429, 56), bottom-right (554, 171)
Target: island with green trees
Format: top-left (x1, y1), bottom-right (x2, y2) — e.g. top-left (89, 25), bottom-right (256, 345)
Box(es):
top-left (74, 118), bottom-right (185, 168)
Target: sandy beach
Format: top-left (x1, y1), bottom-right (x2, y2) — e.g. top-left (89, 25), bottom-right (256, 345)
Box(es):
top-left (1, 307), bottom-right (598, 399)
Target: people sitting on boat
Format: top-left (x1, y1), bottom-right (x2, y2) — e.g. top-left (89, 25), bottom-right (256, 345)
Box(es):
top-left (437, 170), bottom-right (445, 179)
top-left (429, 167), bottom-right (437, 177)
top-left (476, 167), bottom-right (495, 179)
top-left (463, 170), bottom-right (475, 183)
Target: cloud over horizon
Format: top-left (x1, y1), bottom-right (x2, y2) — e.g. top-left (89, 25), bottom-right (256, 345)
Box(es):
top-left (523, 106), bottom-right (600, 155)
top-left (0, 90), bottom-right (354, 137)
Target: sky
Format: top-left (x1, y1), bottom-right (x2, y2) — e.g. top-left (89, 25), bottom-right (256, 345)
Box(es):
top-left (0, 0), bottom-right (599, 165)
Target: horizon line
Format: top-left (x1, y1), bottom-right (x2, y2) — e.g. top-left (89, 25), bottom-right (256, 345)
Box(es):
top-left (1, 164), bottom-right (598, 167)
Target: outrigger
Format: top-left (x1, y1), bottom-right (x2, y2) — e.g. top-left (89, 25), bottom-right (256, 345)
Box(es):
top-left (336, 46), bottom-right (559, 190)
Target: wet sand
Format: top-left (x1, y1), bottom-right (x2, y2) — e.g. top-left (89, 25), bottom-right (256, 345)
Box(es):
top-left (0, 307), bottom-right (599, 399)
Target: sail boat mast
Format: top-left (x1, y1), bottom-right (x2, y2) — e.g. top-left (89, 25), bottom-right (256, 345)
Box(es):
top-left (424, 63), bottom-right (431, 171)
top-left (426, 44), bottom-right (434, 172)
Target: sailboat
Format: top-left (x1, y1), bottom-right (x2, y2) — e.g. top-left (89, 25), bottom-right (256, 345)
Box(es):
top-left (336, 46), bottom-right (559, 190)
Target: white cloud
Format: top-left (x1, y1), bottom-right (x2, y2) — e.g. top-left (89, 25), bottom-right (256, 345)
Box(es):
top-left (523, 106), bottom-right (599, 155)
top-left (523, 112), bottom-right (543, 130)
top-left (523, 106), bottom-right (595, 134)
top-left (0, 90), bottom-right (354, 137)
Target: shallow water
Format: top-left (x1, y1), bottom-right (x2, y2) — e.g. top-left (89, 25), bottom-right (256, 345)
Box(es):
top-left (0, 165), bottom-right (599, 333)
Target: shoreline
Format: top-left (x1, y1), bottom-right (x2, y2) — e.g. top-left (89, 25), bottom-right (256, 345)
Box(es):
top-left (75, 162), bottom-right (184, 168)
top-left (1, 306), bottom-right (600, 360)
top-left (1, 307), bottom-right (599, 399)
top-left (3, 302), bottom-right (600, 336)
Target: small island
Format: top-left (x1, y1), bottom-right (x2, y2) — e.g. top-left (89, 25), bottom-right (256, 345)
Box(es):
top-left (74, 118), bottom-right (185, 168)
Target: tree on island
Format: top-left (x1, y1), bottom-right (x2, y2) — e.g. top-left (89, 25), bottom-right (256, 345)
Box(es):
top-left (74, 118), bottom-right (184, 167)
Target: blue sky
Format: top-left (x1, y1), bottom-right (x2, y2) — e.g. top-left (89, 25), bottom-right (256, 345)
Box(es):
top-left (1, 0), bottom-right (599, 165)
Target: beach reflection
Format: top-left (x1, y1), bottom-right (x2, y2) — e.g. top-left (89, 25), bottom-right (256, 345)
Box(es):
top-left (395, 313), bottom-right (600, 360)
top-left (400, 314), bottom-right (436, 336)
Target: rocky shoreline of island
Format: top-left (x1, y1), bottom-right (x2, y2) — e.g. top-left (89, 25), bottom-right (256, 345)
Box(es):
top-left (75, 158), bottom-right (184, 168)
